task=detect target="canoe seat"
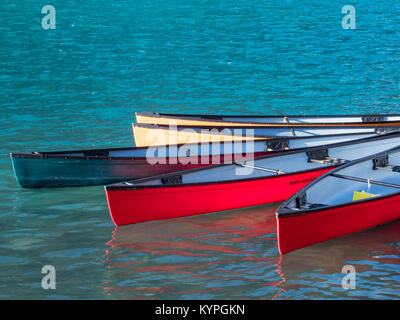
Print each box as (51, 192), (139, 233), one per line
(306, 149), (347, 165)
(265, 138), (289, 151)
(161, 175), (183, 185)
(372, 155), (400, 172)
(295, 193), (326, 209)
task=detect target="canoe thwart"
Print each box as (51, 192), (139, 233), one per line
(330, 173), (400, 189)
(236, 161), (285, 175)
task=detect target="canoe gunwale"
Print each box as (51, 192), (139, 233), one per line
(10, 152), (151, 161)
(133, 123), (400, 129)
(9, 151), (271, 162)
(132, 123), (387, 138)
(135, 112), (400, 127)
(9, 139), (273, 161)
(105, 165), (340, 191)
(136, 111), (400, 119)
(10, 131), (379, 161)
(277, 145), (400, 218)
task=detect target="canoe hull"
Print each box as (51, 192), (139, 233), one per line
(105, 167), (333, 226)
(10, 153), (269, 188)
(277, 194), (400, 255)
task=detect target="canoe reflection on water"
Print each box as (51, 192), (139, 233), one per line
(102, 204), (283, 299)
(277, 219), (400, 299)
(102, 203), (399, 299)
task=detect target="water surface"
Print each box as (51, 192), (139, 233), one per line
(0, 0), (399, 299)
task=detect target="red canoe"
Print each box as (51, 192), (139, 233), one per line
(277, 147), (400, 255)
(105, 132), (400, 226)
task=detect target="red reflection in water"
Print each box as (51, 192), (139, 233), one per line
(103, 202), (399, 299)
(273, 220), (400, 299)
(105, 204), (279, 256)
(102, 203), (284, 298)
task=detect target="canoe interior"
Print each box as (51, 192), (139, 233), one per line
(134, 123), (388, 137)
(284, 151), (400, 210)
(136, 112), (400, 124)
(116, 133), (400, 188)
(132, 123), (393, 147)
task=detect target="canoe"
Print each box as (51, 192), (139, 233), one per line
(10, 132), (371, 188)
(136, 112), (400, 127)
(105, 132), (400, 226)
(10, 143), (259, 188)
(277, 147), (400, 255)
(132, 123), (393, 147)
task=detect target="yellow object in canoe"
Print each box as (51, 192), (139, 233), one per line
(352, 190), (380, 201)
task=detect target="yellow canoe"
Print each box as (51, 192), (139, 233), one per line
(132, 123), (383, 147)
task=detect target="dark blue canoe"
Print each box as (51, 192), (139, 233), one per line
(10, 132), (378, 188)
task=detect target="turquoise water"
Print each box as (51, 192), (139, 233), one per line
(1, 1), (399, 299)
